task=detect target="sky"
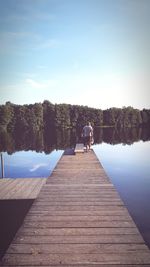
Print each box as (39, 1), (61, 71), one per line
(0, 0), (150, 109)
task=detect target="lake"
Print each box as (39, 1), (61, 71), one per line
(94, 140), (150, 248)
(0, 127), (150, 257)
(1, 150), (64, 178)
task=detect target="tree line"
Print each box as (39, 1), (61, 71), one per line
(0, 101), (150, 134)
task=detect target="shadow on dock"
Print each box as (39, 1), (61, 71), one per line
(0, 199), (34, 260)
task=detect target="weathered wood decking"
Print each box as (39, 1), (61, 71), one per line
(1, 149), (150, 266)
(74, 143), (84, 153)
(0, 178), (46, 199)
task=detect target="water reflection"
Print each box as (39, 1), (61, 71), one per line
(94, 141), (150, 248)
(1, 150), (63, 178)
(0, 127), (150, 154)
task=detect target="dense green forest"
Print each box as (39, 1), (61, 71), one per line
(0, 101), (150, 134)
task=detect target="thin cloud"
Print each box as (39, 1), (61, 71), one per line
(35, 39), (59, 50)
(13, 12), (55, 21)
(0, 14), (29, 23)
(0, 0), (55, 23)
(0, 31), (58, 54)
(1, 31), (41, 42)
(37, 65), (47, 69)
(34, 12), (55, 21)
(0, 31), (41, 53)
(17, 72), (37, 78)
(0, 12), (55, 24)
(26, 78), (57, 89)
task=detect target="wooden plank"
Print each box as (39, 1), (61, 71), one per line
(27, 210), (130, 216)
(37, 192), (120, 197)
(32, 201), (123, 206)
(0, 179), (19, 197)
(23, 220), (136, 228)
(1, 266), (149, 267)
(56, 170), (108, 174)
(74, 143), (84, 153)
(0, 178), (14, 192)
(3, 179), (36, 199)
(16, 227), (140, 236)
(29, 179), (46, 199)
(10, 234), (145, 244)
(41, 184), (114, 188)
(46, 181), (111, 185)
(38, 190), (119, 194)
(28, 205), (127, 212)
(0, 178), (47, 199)
(3, 252), (150, 265)
(36, 197), (122, 201)
(7, 243), (149, 254)
(21, 179), (46, 199)
(37, 194), (120, 198)
(25, 214), (134, 222)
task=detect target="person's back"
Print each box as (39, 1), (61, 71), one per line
(82, 125), (93, 137)
(82, 122), (93, 151)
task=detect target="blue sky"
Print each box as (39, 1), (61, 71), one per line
(0, 0), (150, 109)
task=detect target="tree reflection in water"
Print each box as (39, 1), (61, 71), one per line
(0, 127), (150, 154)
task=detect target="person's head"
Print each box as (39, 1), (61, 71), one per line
(88, 122), (91, 126)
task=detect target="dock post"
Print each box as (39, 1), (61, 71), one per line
(0, 153), (4, 178)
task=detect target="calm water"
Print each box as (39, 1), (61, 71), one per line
(0, 150), (63, 178)
(0, 127), (150, 252)
(93, 141), (150, 248)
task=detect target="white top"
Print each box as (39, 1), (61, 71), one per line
(82, 125), (93, 137)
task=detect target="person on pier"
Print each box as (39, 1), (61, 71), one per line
(82, 122), (93, 152)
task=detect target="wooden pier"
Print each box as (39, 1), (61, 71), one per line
(1, 148), (150, 266)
